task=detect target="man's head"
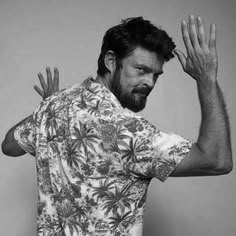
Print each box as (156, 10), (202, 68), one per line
(97, 17), (176, 112)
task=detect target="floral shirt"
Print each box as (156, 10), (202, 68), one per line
(14, 77), (193, 236)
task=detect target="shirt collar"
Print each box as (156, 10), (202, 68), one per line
(82, 77), (123, 111)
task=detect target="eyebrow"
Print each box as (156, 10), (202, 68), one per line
(135, 64), (163, 75)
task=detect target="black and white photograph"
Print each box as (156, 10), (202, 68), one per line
(0, 1), (235, 236)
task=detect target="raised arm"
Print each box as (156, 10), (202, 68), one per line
(1, 67), (59, 157)
(171, 15), (233, 176)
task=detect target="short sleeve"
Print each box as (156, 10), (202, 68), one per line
(150, 130), (193, 182)
(14, 115), (36, 156)
(125, 117), (193, 182)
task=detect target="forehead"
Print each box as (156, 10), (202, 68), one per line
(125, 47), (164, 72)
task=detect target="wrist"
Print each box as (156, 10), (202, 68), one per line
(196, 75), (217, 89)
(196, 78), (218, 105)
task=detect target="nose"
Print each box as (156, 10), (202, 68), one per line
(143, 73), (155, 89)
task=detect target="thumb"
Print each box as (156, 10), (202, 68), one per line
(174, 49), (186, 71)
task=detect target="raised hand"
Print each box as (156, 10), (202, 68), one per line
(174, 15), (218, 84)
(34, 67), (59, 100)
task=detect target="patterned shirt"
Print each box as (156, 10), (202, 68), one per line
(14, 77), (193, 236)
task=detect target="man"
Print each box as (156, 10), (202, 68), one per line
(1, 15), (232, 236)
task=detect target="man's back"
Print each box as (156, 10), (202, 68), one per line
(14, 77), (192, 236)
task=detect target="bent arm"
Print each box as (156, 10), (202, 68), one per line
(171, 80), (232, 177)
(172, 15), (232, 176)
(1, 116), (31, 157)
(2, 67), (59, 157)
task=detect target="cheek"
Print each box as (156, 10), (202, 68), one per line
(120, 71), (139, 88)
(119, 71), (129, 89)
(120, 78), (134, 93)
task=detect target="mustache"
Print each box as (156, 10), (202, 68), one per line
(133, 86), (152, 96)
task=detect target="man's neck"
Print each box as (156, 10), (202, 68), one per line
(95, 74), (111, 91)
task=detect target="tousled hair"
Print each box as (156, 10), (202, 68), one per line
(97, 17), (176, 76)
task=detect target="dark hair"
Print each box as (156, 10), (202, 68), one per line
(97, 17), (176, 76)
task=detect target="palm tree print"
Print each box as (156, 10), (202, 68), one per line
(121, 137), (149, 163)
(109, 211), (134, 233)
(102, 182), (135, 216)
(55, 201), (89, 236)
(74, 93), (87, 109)
(92, 179), (116, 200)
(44, 102), (65, 137)
(71, 121), (99, 157)
(15, 77), (193, 236)
(87, 100), (101, 116)
(74, 89), (96, 109)
(63, 140), (85, 169)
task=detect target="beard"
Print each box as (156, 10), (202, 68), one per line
(110, 67), (151, 112)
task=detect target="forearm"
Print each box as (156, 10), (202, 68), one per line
(196, 78), (232, 171)
(1, 115), (32, 157)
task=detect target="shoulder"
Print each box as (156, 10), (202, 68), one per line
(32, 83), (83, 122)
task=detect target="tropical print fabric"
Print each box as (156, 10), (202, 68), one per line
(14, 77), (193, 236)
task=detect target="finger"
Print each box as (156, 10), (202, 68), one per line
(188, 14), (200, 49)
(38, 73), (47, 92)
(53, 67), (59, 91)
(46, 67), (53, 90)
(196, 16), (207, 47)
(33, 85), (44, 97)
(209, 23), (216, 50)
(174, 49), (187, 71)
(181, 20), (193, 55)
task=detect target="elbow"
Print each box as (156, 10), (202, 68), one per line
(221, 160), (233, 175)
(2, 139), (8, 155)
(1, 139), (23, 157)
(213, 153), (233, 175)
(221, 150), (233, 174)
(216, 164), (233, 175)
(1, 139), (12, 156)
(1, 128), (26, 157)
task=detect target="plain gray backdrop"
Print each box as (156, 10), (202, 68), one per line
(0, 0), (235, 236)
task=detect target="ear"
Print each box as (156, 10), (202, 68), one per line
(104, 50), (117, 74)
